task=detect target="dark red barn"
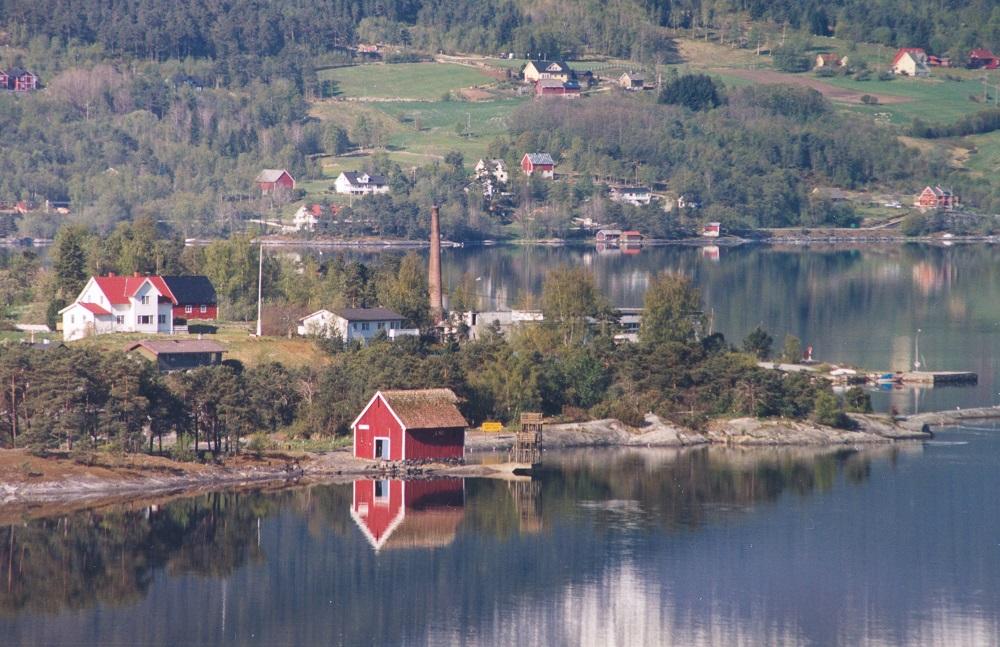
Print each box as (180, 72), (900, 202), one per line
(352, 389), (467, 461)
(254, 168), (296, 194)
(349, 478), (465, 551)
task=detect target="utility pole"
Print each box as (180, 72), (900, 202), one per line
(256, 241), (264, 337)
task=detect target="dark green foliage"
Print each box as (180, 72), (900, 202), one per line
(742, 327), (773, 360)
(51, 225), (91, 300)
(774, 48), (813, 73)
(658, 74), (722, 112)
(910, 109), (1000, 139)
(812, 390), (853, 429)
(845, 386), (873, 413)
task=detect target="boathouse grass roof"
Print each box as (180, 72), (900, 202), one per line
(379, 389), (468, 429)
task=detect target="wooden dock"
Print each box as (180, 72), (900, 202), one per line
(900, 371), (978, 385)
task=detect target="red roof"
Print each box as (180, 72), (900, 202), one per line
(93, 275), (176, 305)
(970, 49), (997, 60)
(622, 230), (642, 236)
(78, 302), (112, 316)
(892, 48), (926, 66)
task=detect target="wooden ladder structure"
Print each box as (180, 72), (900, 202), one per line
(509, 412), (543, 467)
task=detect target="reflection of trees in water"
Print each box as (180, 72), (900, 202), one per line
(536, 446), (877, 532)
(0, 490), (279, 614)
(0, 445), (896, 643)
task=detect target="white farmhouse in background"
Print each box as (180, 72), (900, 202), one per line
(297, 307), (418, 342)
(334, 171), (390, 196)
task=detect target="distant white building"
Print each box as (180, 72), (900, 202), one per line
(474, 159), (509, 198)
(334, 171), (390, 196)
(293, 203), (339, 232)
(609, 186), (652, 206)
(474, 159), (509, 184)
(297, 307), (418, 342)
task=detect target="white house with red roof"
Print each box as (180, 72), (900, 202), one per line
(891, 48), (929, 76)
(59, 273), (217, 341)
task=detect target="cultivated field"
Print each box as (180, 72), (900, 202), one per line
(319, 62), (496, 100)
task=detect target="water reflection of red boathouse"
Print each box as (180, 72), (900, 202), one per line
(349, 478), (465, 551)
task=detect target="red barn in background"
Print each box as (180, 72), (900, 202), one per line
(254, 169), (296, 194)
(352, 389), (467, 461)
(349, 478), (465, 551)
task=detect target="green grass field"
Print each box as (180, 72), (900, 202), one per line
(304, 64), (531, 206)
(824, 75), (989, 124)
(319, 62), (495, 100)
(961, 132), (1000, 177)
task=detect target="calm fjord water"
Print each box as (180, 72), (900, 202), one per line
(5, 242), (1000, 645)
(3, 437), (1000, 645)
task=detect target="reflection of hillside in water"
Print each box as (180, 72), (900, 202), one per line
(0, 444), (888, 620)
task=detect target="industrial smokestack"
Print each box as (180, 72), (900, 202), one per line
(429, 204), (443, 323)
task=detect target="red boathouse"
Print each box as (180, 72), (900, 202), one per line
(352, 389), (468, 461)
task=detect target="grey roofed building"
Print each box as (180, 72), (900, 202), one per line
(340, 171), (388, 187)
(125, 339), (227, 372)
(524, 153), (555, 166)
(161, 276), (217, 306)
(254, 169), (289, 183)
(332, 307), (406, 321)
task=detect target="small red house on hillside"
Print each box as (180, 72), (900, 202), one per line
(0, 70), (7, 90)
(969, 49), (1000, 69)
(521, 153), (555, 178)
(255, 169), (296, 194)
(7, 69), (38, 92)
(352, 389), (468, 461)
(349, 478), (465, 551)
(916, 185), (959, 210)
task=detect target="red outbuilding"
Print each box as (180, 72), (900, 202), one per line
(254, 168), (296, 194)
(969, 49), (1000, 70)
(349, 478), (465, 551)
(521, 153), (555, 178)
(0, 70), (7, 90)
(352, 389), (468, 461)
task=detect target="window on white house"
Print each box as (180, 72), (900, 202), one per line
(361, 322), (369, 331)
(70, 314), (75, 324)
(158, 314), (166, 324)
(353, 323), (358, 330)
(185, 305), (192, 314)
(140, 295), (150, 305)
(138, 315), (151, 325)
(200, 305), (207, 314)
(377, 322), (384, 330)
(115, 315), (124, 325)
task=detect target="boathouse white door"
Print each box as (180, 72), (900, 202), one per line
(374, 437), (390, 460)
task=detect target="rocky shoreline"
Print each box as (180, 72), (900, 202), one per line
(465, 412), (932, 452)
(1, 407), (996, 509)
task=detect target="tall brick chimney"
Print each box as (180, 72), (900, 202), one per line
(428, 204), (443, 323)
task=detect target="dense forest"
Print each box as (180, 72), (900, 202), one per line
(1, 0), (997, 62)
